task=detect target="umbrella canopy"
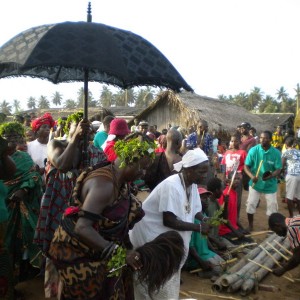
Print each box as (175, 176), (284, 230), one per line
(0, 21), (193, 92)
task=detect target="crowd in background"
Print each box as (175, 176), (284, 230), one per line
(1, 110), (300, 299)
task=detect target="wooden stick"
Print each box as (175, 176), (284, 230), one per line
(252, 160), (263, 187)
(258, 284), (281, 292)
(179, 290), (192, 297)
(231, 230), (271, 240)
(220, 257), (238, 265)
(258, 244), (293, 279)
(259, 245), (282, 267)
(189, 267), (202, 274)
(266, 242), (289, 261)
(228, 243), (257, 253)
(226, 171), (237, 195)
(247, 259), (294, 282)
(274, 239), (293, 256)
(259, 245), (293, 278)
(48, 127), (53, 143)
(188, 291), (242, 300)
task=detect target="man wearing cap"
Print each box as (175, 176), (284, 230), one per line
(239, 122), (256, 152)
(130, 148), (209, 299)
(244, 131), (282, 231)
(103, 118), (130, 162)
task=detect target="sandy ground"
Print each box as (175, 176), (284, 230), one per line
(16, 190), (300, 300)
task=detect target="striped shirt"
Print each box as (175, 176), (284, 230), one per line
(286, 216), (300, 249)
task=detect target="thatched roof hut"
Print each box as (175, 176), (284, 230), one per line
(129, 90), (266, 134)
(254, 113), (294, 132)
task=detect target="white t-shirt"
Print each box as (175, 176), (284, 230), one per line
(129, 174), (202, 260)
(27, 139), (48, 168)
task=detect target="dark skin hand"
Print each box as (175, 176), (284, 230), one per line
(244, 164), (281, 183)
(163, 211), (210, 235)
(273, 246), (300, 276)
(189, 247), (212, 271)
(47, 120), (91, 172)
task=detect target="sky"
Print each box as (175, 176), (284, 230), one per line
(1, 0), (300, 111)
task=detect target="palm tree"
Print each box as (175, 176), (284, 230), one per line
(52, 91), (63, 107)
(0, 100), (12, 115)
(135, 87), (155, 107)
(294, 83), (300, 115)
(276, 86), (289, 112)
(27, 96), (37, 109)
(64, 99), (77, 109)
(249, 87), (264, 111)
(114, 89), (126, 106)
(233, 92), (248, 109)
(99, 86), (114, 107)
(76, 87), (95, 108)
(38, 95), (50, 109)
(13, 99), (21, 113)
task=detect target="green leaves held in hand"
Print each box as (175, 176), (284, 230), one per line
(207, 208), (227, 226)
(107, 246), (126, 278)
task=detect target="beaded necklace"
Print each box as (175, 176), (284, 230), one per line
(179, 173), (192, 214)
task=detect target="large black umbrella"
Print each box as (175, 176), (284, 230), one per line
(0, 4), (193, 164)
(0, 6), (193, 121)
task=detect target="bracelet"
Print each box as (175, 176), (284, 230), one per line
(199, 223), (202, 234)
(101, 242), (117, 260)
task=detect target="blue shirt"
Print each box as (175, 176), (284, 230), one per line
(186, 132), (197, 149)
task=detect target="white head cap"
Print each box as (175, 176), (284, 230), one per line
(173, 148), (208, 172)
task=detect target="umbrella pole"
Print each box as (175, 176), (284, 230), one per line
(83, 70), (89, 167)
(82, 2), (92, 168)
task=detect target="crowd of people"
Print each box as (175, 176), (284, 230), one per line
(1, 111), (300, 300)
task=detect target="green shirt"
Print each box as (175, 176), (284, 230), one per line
(0, 181), (8, 223)
(185, 217), (216, 269)
(93, 131), (108, 150)
(245, 144), (282, 193)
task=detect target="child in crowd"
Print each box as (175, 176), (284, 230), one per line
(221, 134), (247, 219)
(218, 174), (252, 245)
(184, 187), (224, 278)
(206, 178), (234, 250)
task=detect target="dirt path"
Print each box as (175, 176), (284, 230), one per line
(16, 190), (300, 299)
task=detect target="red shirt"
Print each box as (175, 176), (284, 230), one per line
(218, 186), (238, 236)
(240, 136), (256, 152)
(104, 140), (117, 162)
(221, 149), (247, 178)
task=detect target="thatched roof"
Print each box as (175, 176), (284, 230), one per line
(24, 106), (143, 121)
(254, 113), (294, 130)
(131, 90), (267, 132)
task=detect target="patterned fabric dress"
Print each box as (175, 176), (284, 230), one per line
(34, 145), (107, 254)
(48, 164), (144, 300)
(4, 151), (43, 278)
(0, 182), (14, 300)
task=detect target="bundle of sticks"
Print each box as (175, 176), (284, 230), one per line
(212, 233), (293, 296)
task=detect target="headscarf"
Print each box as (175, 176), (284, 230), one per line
(31, 113), (55, 132)
(173, 148), (208, 172)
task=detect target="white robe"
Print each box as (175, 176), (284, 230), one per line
(129, 174), (202, 300)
